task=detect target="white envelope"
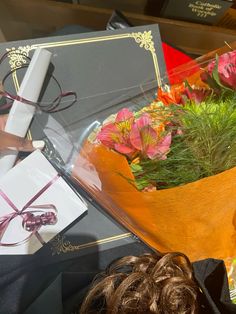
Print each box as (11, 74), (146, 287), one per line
(0, 150), (87, 254)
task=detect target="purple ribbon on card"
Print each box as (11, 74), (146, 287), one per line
(0, 174), (60, 247)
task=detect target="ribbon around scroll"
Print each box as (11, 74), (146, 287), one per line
(0, 174), (60, 247)
(0, 50), (77, 113)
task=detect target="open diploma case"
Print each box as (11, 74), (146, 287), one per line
(2, 24), (236, 266)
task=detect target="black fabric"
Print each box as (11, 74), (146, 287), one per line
(106, 10), (133, 30)
(2, 236), (234, 314)
(0, 253), (231, 314)
(193, 259), (236, 313)
(0, 241), (151, 314)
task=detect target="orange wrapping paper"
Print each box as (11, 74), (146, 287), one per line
(72, 42), (236, 262)
(73, 142), (236, 262)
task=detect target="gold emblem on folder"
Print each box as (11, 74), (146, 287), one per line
(51, 233), (132, 255)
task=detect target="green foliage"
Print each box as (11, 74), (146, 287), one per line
(131, 97), (236, 190)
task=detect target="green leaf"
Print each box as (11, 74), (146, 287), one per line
(130, 163), (143, 172)
(184, 79), (193, 91)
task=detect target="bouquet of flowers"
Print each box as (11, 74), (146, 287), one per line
(71, 42), (236, 267)
(95, 51), (236, 191)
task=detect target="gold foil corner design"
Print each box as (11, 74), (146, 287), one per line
(131, 31), (155, 54)
(6, 45), (33, 71)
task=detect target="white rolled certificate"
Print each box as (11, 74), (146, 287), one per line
(0, 47), (52, 177)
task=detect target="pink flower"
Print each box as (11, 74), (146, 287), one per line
(202, 51), (236, 90)
(97, 109), (172, 161)
(96, 108), (137, 157)
(129, 113), (171, 160)
(116, 107), (133, 122)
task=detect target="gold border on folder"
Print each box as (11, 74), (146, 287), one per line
(7, 30), (161, 89)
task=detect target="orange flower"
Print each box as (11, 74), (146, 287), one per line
(138, 102), (171, 132)
(157, 84), (185, 105)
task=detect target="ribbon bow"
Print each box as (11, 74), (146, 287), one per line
(0, 174), (59, 247)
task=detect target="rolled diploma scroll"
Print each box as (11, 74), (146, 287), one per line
(0, 47), (52, 176)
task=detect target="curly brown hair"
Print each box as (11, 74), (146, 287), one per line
(80, 252), (199, 313)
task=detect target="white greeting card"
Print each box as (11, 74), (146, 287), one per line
(0, 150), (87, 254)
